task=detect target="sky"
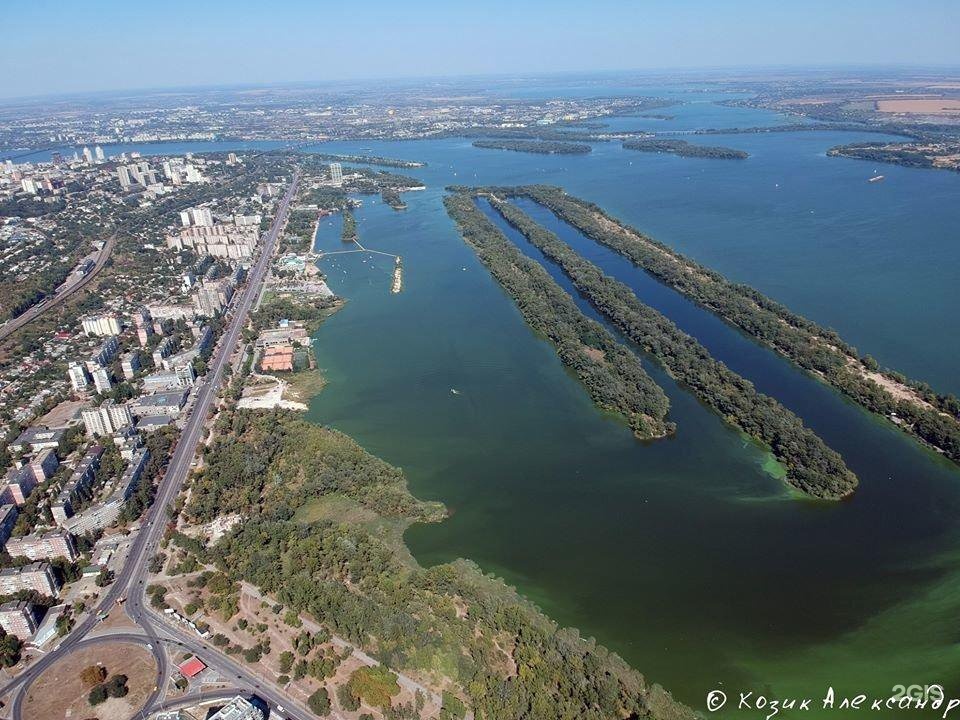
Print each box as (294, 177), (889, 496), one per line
(2, 0), (959, 99)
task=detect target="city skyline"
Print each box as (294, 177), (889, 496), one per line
(2, 0), (959, 99)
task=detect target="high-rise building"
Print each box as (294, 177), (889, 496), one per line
(81, 314), (121, 337)
(117, 165), (132, 189)
(120, 351), (141, 379)
(0, 505), (18, 546)
(0, 562), (60, 597)
(20, 178), (39, 195)
(329, 162), (343, 186)
(91, 367), (113, 395)
(94, 145), (105, 162)
(2, 464), (39, 505)
(0, 601), (37, 640)
(184, 165), (204, 183)
(86, 335), (120, 372)
(180, 206), (213, 227)
(81, 400), (132, 436)
(68, 361), (90, 392)
(29, 449), (59, 482)
(80, 406), (111, 436)
(4, 530), (78, 563)
(82, 147), (94, 164)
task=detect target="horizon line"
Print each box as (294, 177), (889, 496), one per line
(3, 62), (960, 106)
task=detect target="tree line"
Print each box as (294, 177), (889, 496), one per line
(503, 185), (960, 468)
(444, 193), (671, 439)
(476, 190), (857, 499)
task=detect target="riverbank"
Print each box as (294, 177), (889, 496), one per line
(177, 397), (694, 719)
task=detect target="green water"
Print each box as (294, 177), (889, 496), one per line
(302, 104), (960, 717)
(30, 96), (960, 716)
(301, 98), (960, 717)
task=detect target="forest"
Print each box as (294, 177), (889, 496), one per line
(179, 408), (694, 720)
(498, 185), (960, 467)
(444, 193), (671, 439)
(472, 140), (592, 155)
(473, 190), (857, 499)
(621, 139), (748, 159)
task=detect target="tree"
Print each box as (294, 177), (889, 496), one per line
(88, 685), (108, 706)
(95, 569), (114, 587)
(440, 691), (466, 720)
(106, 673), (129, 698)
(80, 664), (107, 687)
(278, 650), (294, 674)
(337, 683), (360, 712)
(307, 687), (331, 716)
(0, 631), (22, 668)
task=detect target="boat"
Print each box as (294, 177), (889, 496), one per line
(868, 175), (885, 183)
(450, 388), (461, 395)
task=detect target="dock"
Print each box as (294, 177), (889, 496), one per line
(317, 240), (404, 294)
(391, 257), (403, 293)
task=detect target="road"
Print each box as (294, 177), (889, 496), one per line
(0, 235), (116, 343)
(1, 172), (308, 720)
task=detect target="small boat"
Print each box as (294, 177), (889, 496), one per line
(450, 388), (461, 395)
(868, 175), (885, 183)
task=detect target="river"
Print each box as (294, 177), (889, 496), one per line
(12, 92), (960, 715)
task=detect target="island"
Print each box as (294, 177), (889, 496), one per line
(472, 139), (593, 155)
(622, 139), (749, 159)
(306, 152), (426, 168)
(827, 141), (960, 172)
(500, 185), (960, 470)
(460, 189), (856, 500)
(444, 193), (672, 439)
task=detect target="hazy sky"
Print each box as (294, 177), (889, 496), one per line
(3, 0), (959, 98)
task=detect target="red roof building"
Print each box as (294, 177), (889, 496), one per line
(178, 656), (206, 678)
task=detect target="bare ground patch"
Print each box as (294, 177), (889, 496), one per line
(21, 641), (157, 720)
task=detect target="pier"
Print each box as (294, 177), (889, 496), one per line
(317, 238), (404, 293)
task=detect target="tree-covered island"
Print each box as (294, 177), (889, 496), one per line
(622, 139), (748, 159)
